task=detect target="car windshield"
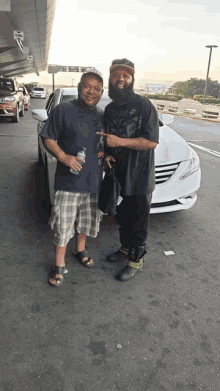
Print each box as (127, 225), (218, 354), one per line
(0, 79), (14, 92)
(102, 90), (110, 98)
(62, 95), (77, 102)
(34, 88), (44, 91)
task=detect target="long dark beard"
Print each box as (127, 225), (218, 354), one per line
(108, 79), (134, 104)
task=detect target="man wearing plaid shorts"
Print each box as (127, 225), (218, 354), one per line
(39, 69), (104, 286)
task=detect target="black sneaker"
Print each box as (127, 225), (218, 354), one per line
(117, 258), (144, 282)
(106, 246), (128, 262)
(117, 265), (140, 282)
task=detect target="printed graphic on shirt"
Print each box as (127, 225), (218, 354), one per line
(106, 105), (144, 138)
(104, 93), (159, 196)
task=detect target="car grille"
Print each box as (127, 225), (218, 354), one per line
(155, 163), (179, 184)
(151, 200), (181, 208)
(0, 109), (13, 114)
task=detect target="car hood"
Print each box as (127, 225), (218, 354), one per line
(0, 90), (16, 98)
(155, 124), (191, 165)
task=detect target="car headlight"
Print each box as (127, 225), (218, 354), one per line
(180, 149), (200, 180)
(5, 96), (16, 102)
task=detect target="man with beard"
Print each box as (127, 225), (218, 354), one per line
(98, 59), (159, 282)
(39, 69), (104, 286)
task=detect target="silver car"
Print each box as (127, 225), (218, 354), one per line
(32, 88), (201, 213)
(32, 88), (78, 204)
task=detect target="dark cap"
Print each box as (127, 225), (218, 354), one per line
(110, 58), (135, 76)
(81, 68), (103, 85)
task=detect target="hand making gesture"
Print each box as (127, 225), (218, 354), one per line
(97, 132), (123, 148)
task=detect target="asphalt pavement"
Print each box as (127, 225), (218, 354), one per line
(0, 99), (220, 391)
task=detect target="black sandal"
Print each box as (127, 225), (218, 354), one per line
(74, 250), (95, 268)
(48, 265), (64, 287)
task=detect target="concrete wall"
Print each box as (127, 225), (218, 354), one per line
(149, 98), (220, 121)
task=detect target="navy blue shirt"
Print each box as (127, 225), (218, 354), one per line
(104, 92), (159, 196)
(39, 99), (104, 193)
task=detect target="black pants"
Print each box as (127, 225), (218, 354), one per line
(115, 193), (152, 248)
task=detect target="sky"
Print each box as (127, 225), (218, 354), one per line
(21, 0), (220, 88)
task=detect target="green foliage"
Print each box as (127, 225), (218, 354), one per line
(174, 78), (220, 99)
(144, 94), (182, 102)
(197, 97), (220, 104)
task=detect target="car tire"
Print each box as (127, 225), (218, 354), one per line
(20, 103), (25, 117)
(38, 140), (44, 167)
(11, 106), (19, 123)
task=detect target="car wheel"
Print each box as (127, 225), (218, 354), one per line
(20, 103), (25, 117)
(38, 140), (44, 167)
(11, 106), (19, 122)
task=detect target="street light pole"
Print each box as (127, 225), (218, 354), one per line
(203, 45), (218, 105)
(52, 73), (55, 91)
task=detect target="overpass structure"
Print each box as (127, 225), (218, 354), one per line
(0, 0), (56, 78)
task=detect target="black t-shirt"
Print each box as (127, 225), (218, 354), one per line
(39, 99), (104, 193)
(104, 92), (159, 196)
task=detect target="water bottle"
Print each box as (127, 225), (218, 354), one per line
(70, 147), (87, 175)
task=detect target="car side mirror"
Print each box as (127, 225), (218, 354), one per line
(158, 114), (174, 125)
(32, 109), (48, 122)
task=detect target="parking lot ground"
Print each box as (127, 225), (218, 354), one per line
(1, 106), (220, 391)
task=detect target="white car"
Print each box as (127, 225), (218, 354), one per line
(18, 86), (31, 110)
(32, 89), (201, 213)
(152, 113), (201, 213)
(31, 86), (47, 99)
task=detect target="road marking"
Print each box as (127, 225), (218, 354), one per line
(188, 142), (220, 158)
(188, 140), (218, 142)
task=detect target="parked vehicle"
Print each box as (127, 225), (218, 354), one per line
(31, 86), (47, 99)
(18, 86), (31, 110)
(32, 88), (78, 203)
(32, 88), (201, 213)
(24, 83), (38, 94)
(0, 77), (24, 122)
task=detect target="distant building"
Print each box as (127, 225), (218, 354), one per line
(145, 83), (170, 94)
(166, 81), (184, 95)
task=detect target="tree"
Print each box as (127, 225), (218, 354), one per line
(174, 78), (220, 99)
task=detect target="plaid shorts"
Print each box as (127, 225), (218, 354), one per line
(49, 191), (103, 247)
